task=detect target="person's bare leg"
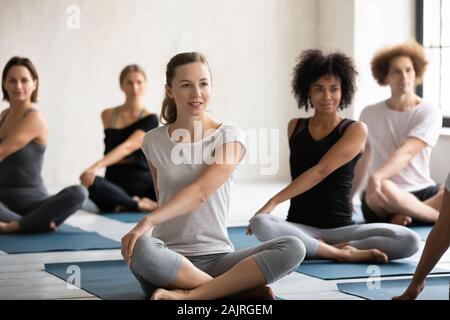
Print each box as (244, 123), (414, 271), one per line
(380, 180), (440, 223)
(151, 256), (267, 300)
(316, 240), (388, 263)
(366, 180), (440, 223)
(0, 220), (57, 234)
(424, 187), (444, 211)
(365, 194), (412, 225)
(0, 221), (20, 233)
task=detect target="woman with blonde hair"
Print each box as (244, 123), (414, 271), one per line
(80, 64), (158, 213)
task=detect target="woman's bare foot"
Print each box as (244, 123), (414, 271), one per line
(229, 285), (275, 300)
(390, 214), (412, 226)
(135, 197), (158, 212)
(338, 245), (388, 263)
(0, 221), (20, 233)
(151, 288), (190, 300)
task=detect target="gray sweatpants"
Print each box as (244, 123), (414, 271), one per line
(0, 185), (87, 232)
(249, 214), (420, 260)
(130, 234), (305, 297)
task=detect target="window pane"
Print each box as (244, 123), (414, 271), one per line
(423, 0), (442, 46)
(442, 0), (450, 46)
(441, 48), (450, 116)
(423, 48), (441, 110)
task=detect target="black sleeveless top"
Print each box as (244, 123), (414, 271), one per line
(287, 118), (361, 229)
(104, 112), (158, 172)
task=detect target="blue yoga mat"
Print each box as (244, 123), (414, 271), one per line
(45, 260), (145, 300)
(409, 225), (433, 241)
(296, 259), (450, 280)
(101, 212), (147, 223)
(338, 275), (450, 300)
(227, 226), (261, 250)
(45, 259), (283, 300)
(0, 224), (120, 254)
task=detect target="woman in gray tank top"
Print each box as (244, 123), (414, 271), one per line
(0, 56), (87, 233)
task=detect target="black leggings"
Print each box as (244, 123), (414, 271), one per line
(88, 165), (156, 212)
(0, 185), (88, 232)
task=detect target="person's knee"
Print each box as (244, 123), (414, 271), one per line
(130, 235), (178, 287)
(130, 234), (157, 271)
(66, 185), (88, 205)
(404, 231), (421, 258)
(397, 230), (421, 259)
(380, 180), (403, 207)
(282, 236), (306, 269)
(249, 214), (273, 239)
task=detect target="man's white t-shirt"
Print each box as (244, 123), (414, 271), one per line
(141, 124), (246, 256)
(360, 100), (442, 192)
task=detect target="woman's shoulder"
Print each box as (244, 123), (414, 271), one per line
(22, 108), (46, 123)
(144, 125), (167, 140)
(101, 107), (119, 126)
(141, 109), (157, 117)
(218, 124), (245, 136)
(344, 119), (367, 133)
(216, 124), (247, 147)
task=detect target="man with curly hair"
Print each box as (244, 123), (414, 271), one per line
(355, 41), (443, 226)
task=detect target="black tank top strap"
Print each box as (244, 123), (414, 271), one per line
(0, 109), (10, 128)
(336, 118), (356, 135)
(290, 118), (308, 140)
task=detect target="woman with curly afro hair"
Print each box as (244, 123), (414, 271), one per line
(247, 49), (421, 263)
(356, 41), (443, 227)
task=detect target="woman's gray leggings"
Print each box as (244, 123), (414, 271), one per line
(249, 214), (421, 260)
(0, 185), (87, 232)
(130, 234), (306, 297)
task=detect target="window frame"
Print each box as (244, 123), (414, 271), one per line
(416, 0), (450, 127)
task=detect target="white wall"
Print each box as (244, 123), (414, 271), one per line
(1, 0), (448, 187)
(353, 0), (416, 119)
(0, 0), (316, 186)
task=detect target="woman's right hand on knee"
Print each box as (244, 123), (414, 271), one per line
(121, 217), (153, 265)
(79, 166), (97, 187)
(246, 200), (275, 235)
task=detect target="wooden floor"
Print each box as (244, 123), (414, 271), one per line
(1, 183), (450, 300)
